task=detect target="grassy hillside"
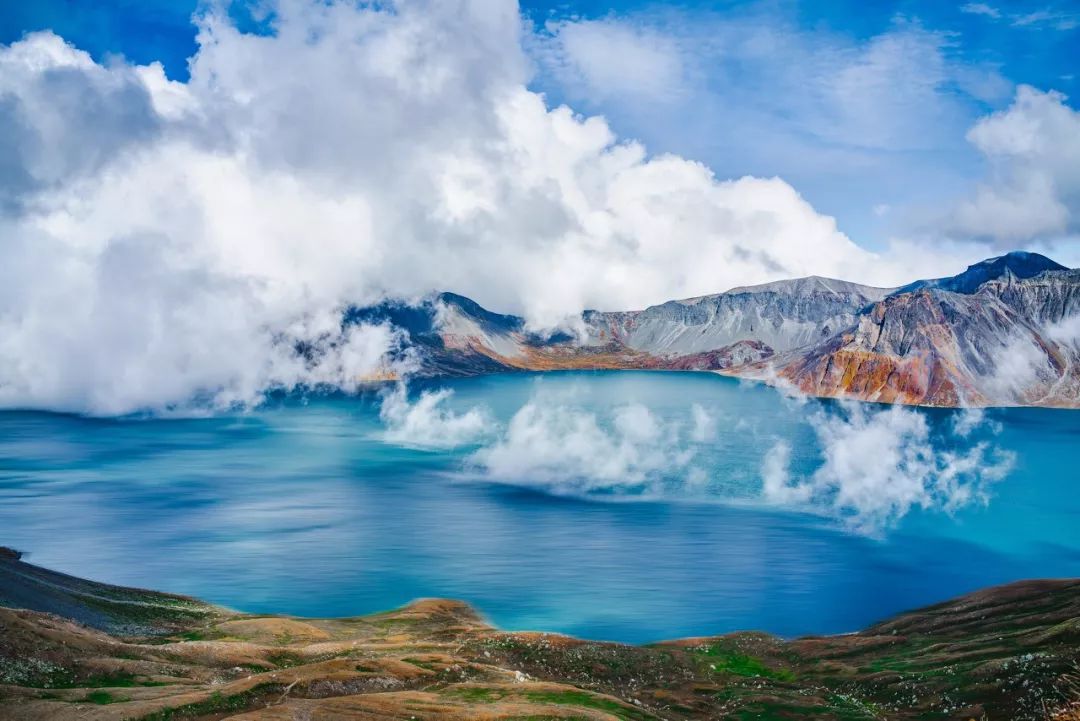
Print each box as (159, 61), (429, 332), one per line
(1, 548), (1078, 720)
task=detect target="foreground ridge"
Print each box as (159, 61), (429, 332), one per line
(355, 251), (1080, 408)
(1, 548), (1078, 720)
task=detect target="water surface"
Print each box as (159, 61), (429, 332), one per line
(1, 371), (1077, 643)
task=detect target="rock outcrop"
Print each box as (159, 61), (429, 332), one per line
(774, 267), (1080, 406)
(582, 276), (893, 356)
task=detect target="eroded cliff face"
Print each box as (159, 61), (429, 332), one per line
(582, 277), (893, 356)
(776, 270), (1080, 407)
(349, 253), (1080, 408)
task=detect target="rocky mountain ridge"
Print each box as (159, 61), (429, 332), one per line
(355, 251), (1080, 407)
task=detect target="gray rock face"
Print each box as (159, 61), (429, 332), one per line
(982, 268), (1080, 325)
(345, 253), (1080, 408)
(583, 277), (894, 356)
(777, 268), (1080, 406)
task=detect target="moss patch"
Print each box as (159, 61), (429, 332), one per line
(135, 684), (279, 720)
(83, 690), (127, 705)
(520, 689), (656, 720)
(692, 645), (796, 681)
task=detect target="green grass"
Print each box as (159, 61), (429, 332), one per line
(504, 716), (592, 720)
(74, 591), (211, 628)
(83, 671), (139, 688)
(83, 690), (126, 704)
(444, 686), (505, 702)
(266, 651), (304, 668)
(176, 630), (210, 642)
(520, 689), (656, 720)
(135, 684), (279, 720)
(692, 645), (796, 681)
(2, 667), (172, 690)
(710, 693), (879, 720)
(402, 657), (442, 671)
(441, 687), (655, 721)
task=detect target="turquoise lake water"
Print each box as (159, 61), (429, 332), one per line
(1, 371), (1078, 643)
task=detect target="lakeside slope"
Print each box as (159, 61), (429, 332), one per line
(1, 548), (1078, 720)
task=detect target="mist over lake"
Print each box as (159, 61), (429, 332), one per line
(4, 371), (1076, 644)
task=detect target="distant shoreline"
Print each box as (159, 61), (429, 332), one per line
(1, 547), (1077, 720)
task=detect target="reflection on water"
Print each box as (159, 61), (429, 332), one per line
(1, 371), (1078, 643)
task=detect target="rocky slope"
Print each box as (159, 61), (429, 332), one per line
(582, 276), (893, 357)
(773, 266), (1080, 406)
(353, 251), (1080, 407)
(2, 548), (1079, 721)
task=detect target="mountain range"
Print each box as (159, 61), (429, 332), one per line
(354, 251), (1080, 408)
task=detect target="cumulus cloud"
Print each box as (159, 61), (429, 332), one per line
(468, 400), (702, 495)
(0, 35), (164, 210)
(0, 0), (916, 416)
(377, 379), (712, 493)
(530, 8), (1016, 246)
(951, 86), (1080, 243)
(0, 0), (1065, 417)
(376, 378), (1018, 529)
(379, 383), (493, 449)
(761, 403), (1014, 534)
(534, 19), (687, 104)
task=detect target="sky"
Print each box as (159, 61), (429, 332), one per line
(2, 0), (1078, 245)
(0, 0), (1078, 414)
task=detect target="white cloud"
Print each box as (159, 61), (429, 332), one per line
(761, 403), (1014, 534)
(0, 0), (1064, 417)
(1011, 9), (1080, 30)
(530, 8), (1015, 246)
(958, 3), (1078, 30)
(960, 3), (1002, 19)
(952, 407), (991, 437)
(379, 383), (493, 449)
(1, 0), (925, 416)
(536, 19), (687, 104)
(535, 13), (996, 155)
(468, 400), (699, 494)
(690, 403), (716, 442)
(761, 440), (807, 504)
(375, 379), (1018, 532)
(984, 313), (1080, 404)
(1047, 314), (1080, 345)
(950, 86), (1080, 244)
(377, 380), (716, 494)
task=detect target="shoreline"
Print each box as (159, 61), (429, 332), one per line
(1, 548), (1078, 720)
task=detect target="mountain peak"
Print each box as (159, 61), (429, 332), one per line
(719, 275), (894, 299)
(970, 250), (1066, 274)
(896, 251), (1067, 296)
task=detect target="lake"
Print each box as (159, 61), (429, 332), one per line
(1, 370), (1077, 643)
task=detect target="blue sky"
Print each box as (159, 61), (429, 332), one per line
(3, 0), (1076, 87)
(1, 0), (1077, 249)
